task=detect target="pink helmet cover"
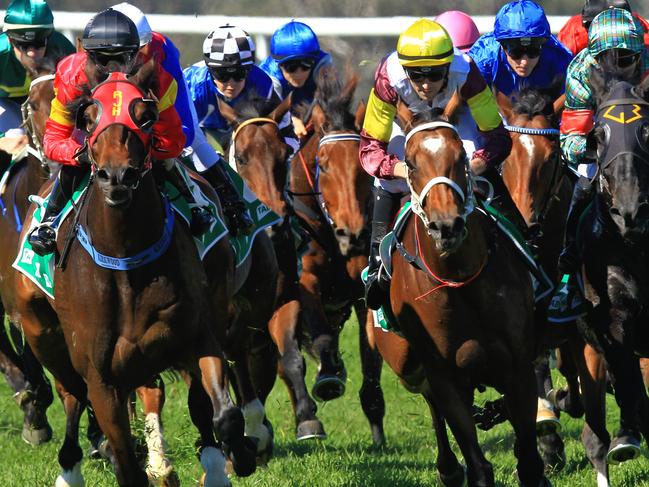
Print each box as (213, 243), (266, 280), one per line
(434, 10), (480, 53)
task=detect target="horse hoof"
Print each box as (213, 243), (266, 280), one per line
(215, 408), (257, 477)
(607, 432), (641, 465)
(296, 419), (327, 441)
(370, 424), (386, 448)
(54, 462), (84, 487)
(256, 417), (274, 466)
(538, 433), (566, 473)
(437, 463), (467, 487)
(21, 423), (52, 445)
(536, 406), (561, 436)
(312, 374), (346, 402)
(147, 465), (179, 487)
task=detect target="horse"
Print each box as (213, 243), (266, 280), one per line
(11, 62), (259, 487)
(499, 87), (612, 482)
(0, 58), (59, 446)
(574, 60), (649, 465)
(298, 68), (386, 446)
(386, 104), (549, 487)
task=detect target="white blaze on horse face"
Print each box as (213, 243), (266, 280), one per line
(422, 136), (444, 156)
(519, 134), (536, 160)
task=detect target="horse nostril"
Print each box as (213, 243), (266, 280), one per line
(335, 228), (346, 236)
(121, 167), (140, 188)
(610, 207), (621, 217)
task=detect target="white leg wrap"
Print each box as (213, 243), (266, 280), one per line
(144, 412), (173, 480)
(54, 462), (84, 487)
(200, 446), (230, 487)
(242, 398), (270, 452)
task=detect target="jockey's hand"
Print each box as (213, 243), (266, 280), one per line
(291, 116), (308, 139)
(0, 134), (28, 156)
(470, 157), (488, 176)
(393, 161), (409, 179)
(73, 143), (91, 166)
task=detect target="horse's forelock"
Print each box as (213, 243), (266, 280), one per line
(512, 88), (553, 118)
(313, 68), (359, 131)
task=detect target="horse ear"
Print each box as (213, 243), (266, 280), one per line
(396, 100), (414, 132)
(589, 63), (608, 106)
(268, 93), (292, 123)
(311, 103), (327, 132)
(637, 73), (649, 101)
(76, 37), (83, 53)
(552, 93), (566, 119)
(494, 88), (513, 122)
(340, 68), (359, 106)
(354, 101), (366, 132)
(217, 97), (240, 128)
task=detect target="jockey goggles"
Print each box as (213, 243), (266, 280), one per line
(501, 38), (545, 60)
(88, 49), (137, 69)
(279, 58), (315, 73)
(10, 37), (47, 50)
(209, 66), (249, 82)
(405, 65), (449, 82)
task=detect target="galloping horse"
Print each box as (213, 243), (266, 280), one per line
(500, 88), (611, 481)
(0, 58), (58, 446)
(387, 105), (549, 487)
(575, 62), (649, 465)
(299, 68), (386, 446)
(12, 62), (257, 486)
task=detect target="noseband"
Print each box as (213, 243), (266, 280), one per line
(404, 121), (475, 232)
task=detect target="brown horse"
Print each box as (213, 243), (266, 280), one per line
(386, 105), (548, 487)
(12, 64), (258, 486)
(499, 88), (612, 482)
(0, 60), (58, 446)
(299, 68), (386, 446)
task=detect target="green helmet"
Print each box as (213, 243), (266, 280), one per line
(3, 0), (54, 43)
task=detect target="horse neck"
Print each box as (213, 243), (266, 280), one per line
(16, 155), (49, 222)
(291, 133), (319, 201)
(84, 175), (166, 257)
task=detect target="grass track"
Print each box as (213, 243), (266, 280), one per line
(1, 313), (648, 486)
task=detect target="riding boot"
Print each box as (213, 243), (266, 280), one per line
(28, 165), (84, 256)
(365, 187), (402, 310)
(201, 159), (254, 237)
(480, 167), (530, 238)
(557, 177), (593, 275)
(163, 159), (214, 236)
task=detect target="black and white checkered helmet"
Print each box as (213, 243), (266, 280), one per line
(203, 25), (255, 68)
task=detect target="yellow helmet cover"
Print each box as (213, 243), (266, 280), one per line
(397, 18), (454, 67)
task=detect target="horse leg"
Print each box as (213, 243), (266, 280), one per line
(551, 344), (586, 418)
(269, 301), (326, 440)
(504, 366), (548, 487)
(135, 377), (179, 487)
(54, 381), (86, 487)
(356, 304), (386, 447)
(570, 339), (610, 486)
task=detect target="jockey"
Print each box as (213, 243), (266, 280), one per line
(184, 25), (282, 154)
(469, 0), (573, 100)
(558, 7), (649, 273)
(360, 18), (514, 309)
(0, 0), (74, 156)
(557, 0), (649, 56)
(258, 20), (332, 138)
(112, 5), (254, 236)
(434, 10), (480, 53)
(29, 9), (191, 255)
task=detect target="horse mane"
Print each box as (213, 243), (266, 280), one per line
(410, 107), (447, 126)
(311, 66), (359, 131)
(511, 88), (554, 119)
(232, 88), (279, 122)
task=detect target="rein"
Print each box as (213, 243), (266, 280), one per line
(21, 74), (57, 166)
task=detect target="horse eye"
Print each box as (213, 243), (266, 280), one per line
(235, 154), (246, 165)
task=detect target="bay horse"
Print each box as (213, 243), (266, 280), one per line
(217, 94), (329, 440)
(299, 68), (386, 446)
(499, 87), (612, 482)
(574, 62), (649, 465)
(12, 63), (258, 486)
(0, 59), (59, 446)
(388, 105), (549, 487)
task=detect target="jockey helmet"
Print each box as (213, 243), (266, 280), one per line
(270, 21), (320, 63)
(111, 2), (153, 47)
(588, 8), (644, 58)
(82, 8), (140, 53)
(434, 10), (480, 53)
(582, 0), (631, 27)
(494, 0), (551, 41)
(396, 18), (454, 67)
(3, 0), (53, 44)
(203, 25), (256, 68)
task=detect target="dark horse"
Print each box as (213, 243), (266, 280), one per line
(575, 61), (649, 465)
(0, 59), (58, 445)
(387, 105), (549, 487)
(12, 63), (257, 486)
(499, 88), (611, 481)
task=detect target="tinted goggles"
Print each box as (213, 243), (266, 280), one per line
(503, 43), (543, 60)
(615, 52), (640, 69)
(12, 37), (47, 50)
(405, 66), (448, 82)
(280, 58), (315, 73)
(89, 50), (136, 68)
(210, 67), (249, 82)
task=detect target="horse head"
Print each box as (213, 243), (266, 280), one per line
(73, 60), (159, 208)
(588, 58), (649, 241)
(219, 93), (291, 216)
(397, 101), (471, 253)
(499, 87), (563, 228)
(309, 67), (370, 256)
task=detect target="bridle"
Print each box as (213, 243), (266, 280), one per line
(20, 73), (56, 167)
(227, 117), (279, 171)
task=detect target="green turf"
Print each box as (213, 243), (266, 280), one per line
(1, 313), (648, 486)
